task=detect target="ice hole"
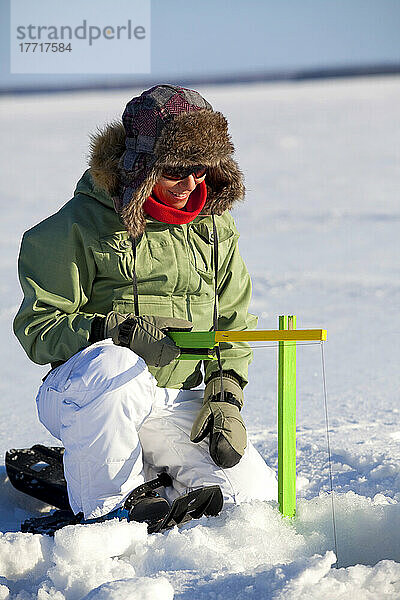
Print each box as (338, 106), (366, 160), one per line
(296, 492), (400, 568)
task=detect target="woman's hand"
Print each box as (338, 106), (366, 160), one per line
(104, 313), (193, 367)
(190, 373), (247, 468)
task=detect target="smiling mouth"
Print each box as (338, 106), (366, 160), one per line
(170, 191), (189, 199)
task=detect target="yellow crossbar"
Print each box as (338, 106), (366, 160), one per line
(215, 329), (327, 342)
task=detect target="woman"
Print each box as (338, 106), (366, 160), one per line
(14, 84), (277, 524)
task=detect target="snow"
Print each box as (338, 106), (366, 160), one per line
(0, 497), (399, 598)
(0, 76), (399, 598)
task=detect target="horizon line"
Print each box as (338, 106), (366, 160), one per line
(1, 62), (399, 96)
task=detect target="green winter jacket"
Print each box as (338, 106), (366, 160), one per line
(14, 170), (257, 389)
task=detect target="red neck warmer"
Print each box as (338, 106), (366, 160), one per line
(143, 180), (207, 224)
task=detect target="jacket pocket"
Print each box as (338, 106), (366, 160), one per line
(98, 232), (150, 281)
(188, 223), (235, 275)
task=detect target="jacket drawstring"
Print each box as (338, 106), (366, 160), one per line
(211, 213), (225, 402)
(130, 237), (140, 317)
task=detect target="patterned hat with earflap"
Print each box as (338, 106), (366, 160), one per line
(91, 84), (245, 238)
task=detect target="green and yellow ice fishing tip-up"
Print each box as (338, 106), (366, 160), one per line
(168, 329), (327, 360)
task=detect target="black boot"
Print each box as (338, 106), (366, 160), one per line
(128, 491), (170, 525)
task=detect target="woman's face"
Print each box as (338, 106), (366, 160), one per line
(153, 175), (200, 209)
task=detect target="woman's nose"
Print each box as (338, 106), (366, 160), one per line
(178, 175), (197, 192)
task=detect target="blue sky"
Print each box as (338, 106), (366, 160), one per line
(1, 0), (399, 89)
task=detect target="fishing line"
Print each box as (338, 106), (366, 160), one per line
(321, 341), (339, 568)
(224, 342), (322, 350)
(223, 338), (340, 567)
(248, 342), (322, 350)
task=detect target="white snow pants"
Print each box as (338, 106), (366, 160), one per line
(36, 340), (277, 519)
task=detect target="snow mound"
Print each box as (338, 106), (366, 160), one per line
(82, 577), (174, 600)
(1, 494), (399, 599)
(0, 585), (10, 600)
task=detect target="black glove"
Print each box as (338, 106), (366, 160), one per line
(191, 373), (246, 468)
(103, 313), (193, 367)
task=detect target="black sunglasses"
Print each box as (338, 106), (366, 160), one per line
(162, 165), (207, 181)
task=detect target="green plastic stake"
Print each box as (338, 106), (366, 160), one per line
(278, 315), (297, 517)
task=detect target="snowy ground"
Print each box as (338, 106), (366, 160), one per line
(0, 76), (399, 599)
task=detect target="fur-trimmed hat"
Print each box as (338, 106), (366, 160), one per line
(89, 84), (245, 238)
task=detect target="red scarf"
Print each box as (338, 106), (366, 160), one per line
(143, 180), (207, 224)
